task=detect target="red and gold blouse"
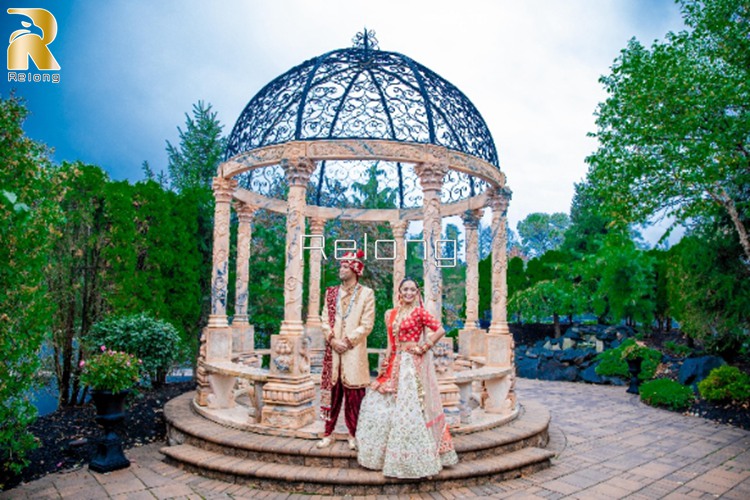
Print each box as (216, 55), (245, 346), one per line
(395, 307), (441, 343)
(376, 306), (442, 388)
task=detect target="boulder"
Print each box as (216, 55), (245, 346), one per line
(580, 365), (604, 384)
(538, 359), (578, 382)
(678, 355), (726, 387)
(516, 356), (540, 379)
(559, 348), (597, 365)
(563, 328), (582, 341)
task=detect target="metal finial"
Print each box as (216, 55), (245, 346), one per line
(352, 29), (379, 51)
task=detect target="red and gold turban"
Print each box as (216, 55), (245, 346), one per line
(340, 250), (365, 276)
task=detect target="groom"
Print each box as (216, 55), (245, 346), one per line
(318, 250), (375, 450)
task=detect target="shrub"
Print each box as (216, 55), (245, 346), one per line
(88, 313), (183, 385)
(640, 379), (695, 410)
(698, 365), (750, 402)
(595, 338), (661, 380)
(664, 340), (692, 357)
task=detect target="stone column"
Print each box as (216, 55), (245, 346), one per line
(207, 176), (238, 328)
(196, 175), (237, 407)
(458, 209), (485, 359)
(414, 162), (448, 319)
(261, 158), (317, 429)
(232, 201), (256, 354)
(415, 162), (459, 426)
(305, 217), (326, 374)
(390, 219), (409, 306)
(488, 188), (511, 337)
(485, 187), (516, 415)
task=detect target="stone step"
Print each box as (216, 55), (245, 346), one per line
(164, 392), (550, 467)
(160, 442), (555, 495)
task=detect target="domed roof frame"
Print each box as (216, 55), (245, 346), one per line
(222, 31), (505, 213)
(225, 31), (499, 167)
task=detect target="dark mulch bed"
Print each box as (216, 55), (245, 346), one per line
(2, 381), (193, 491)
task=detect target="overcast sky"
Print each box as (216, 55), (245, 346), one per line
(2, 0), (685, 238)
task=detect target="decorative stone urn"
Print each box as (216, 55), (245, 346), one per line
(89, 390), (131, 473)
(626, 358), (642, 395)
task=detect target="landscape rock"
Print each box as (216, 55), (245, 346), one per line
(678, 355), (726, 387)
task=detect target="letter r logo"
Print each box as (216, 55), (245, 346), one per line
(7, 8), (60, 70)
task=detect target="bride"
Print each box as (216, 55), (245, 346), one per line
(356, 277), (458, 478)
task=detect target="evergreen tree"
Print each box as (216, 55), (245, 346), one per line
(166, 101), (227, 192)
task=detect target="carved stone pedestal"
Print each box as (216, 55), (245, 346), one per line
(196, 326), (234, 407)
(484, 333), (516, 415)
(260, 378), (316, 428)
(232, 323), (255, 353)
(260, 333), (315, 429)
(458, 326), (486, 358)
(303, 324), (325, 374)
(486, 333), (513, 367)
(434, 337), (461, 427)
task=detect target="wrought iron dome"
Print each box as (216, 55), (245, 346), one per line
(226, 31), (498, 166)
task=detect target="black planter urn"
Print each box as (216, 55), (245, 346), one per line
(89, 389), (130, 473)
(626, 358), (642, 394)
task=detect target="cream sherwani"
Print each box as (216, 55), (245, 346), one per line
(322, 284), (375, 388)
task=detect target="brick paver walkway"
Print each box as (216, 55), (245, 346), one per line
(3, 378), (750, 499)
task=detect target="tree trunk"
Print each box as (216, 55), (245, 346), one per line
(553, 313), (561, 338)
(712, 185), (750, 268)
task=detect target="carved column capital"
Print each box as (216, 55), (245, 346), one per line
(463, 209), (482, 230)
(234, 201), (257, 223)
(488, 187), (512, 216)
(212, 177), (238, 203)
(389, 219), (408, 239)
(309, 217), (326, 235)
(414, 162), (449, 192)
(282, 158), (316, 187)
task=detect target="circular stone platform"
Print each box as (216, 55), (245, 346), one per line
(161, 392), (553, 495)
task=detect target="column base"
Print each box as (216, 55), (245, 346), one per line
(485, 334), (513, 367)
(231, 322), (255, 353)
(261, 379), (316, 429)
(458, 326), (485, 358)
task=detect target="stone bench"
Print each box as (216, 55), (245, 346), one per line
(454, 365), (513, 423)
(201, 360), (269, 422)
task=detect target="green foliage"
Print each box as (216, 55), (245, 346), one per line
(586, 232), (655, 326)
(88, 313), (183, 384)
(166, 101), (226, 192)
(595, 338), (661, 380)
(517, 212), (570, 258)
(667, 228), (750, 355)
(507, 256), (527, 298)
(595, 345), (630, 379)
(45, 162), (109, 407)
(639, 379), (695, 411)
(246, 212), (286, 346)
(509, 280), (573, 326)
(79, 347), (142, 393)
(698, 365), (750, 402)
(585, 0), (750, 264)
(663, 341), (692, 357)
(0, 94), (62, 481)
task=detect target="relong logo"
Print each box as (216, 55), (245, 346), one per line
(7, 8), (60, 71)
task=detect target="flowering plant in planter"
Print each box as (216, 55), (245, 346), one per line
(80, 346), (142, 393)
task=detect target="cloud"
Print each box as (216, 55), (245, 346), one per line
(9, 0), (684, 235)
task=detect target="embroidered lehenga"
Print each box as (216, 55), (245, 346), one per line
(356, 307), (458, 478)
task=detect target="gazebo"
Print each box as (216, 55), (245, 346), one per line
(163, 32), (552, 494)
